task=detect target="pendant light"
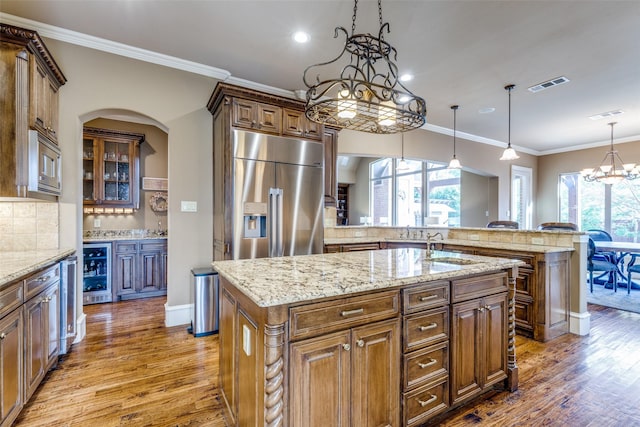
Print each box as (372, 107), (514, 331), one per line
(397, 132), (409, 171)
(302, 0), (426, 134)
(581, 122), (639, 184)
(448, 105), (462, 169)
(500, 84), (520, 161)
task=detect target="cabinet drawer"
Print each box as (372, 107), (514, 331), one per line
(451, 272), (508, 303)
(404, 307), (449, 352)
(140, 241), (166, 252)
(403, 376), (449, 427)
(115, 241), (138, 253)
(289, 290), (399, 340)
(0, 280), (24, 319)
(404, 341), (449, 390)
(403, 281), (449, 313)
(24, 263), (60, 301)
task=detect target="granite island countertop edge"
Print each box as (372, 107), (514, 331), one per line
(0, 248), (76, 288)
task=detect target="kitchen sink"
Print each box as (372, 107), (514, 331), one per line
(424, 257), (480, 265)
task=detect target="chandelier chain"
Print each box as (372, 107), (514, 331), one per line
(351, 0), (358, 35)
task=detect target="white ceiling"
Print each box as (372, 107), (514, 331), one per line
(2, 0), (640, 155)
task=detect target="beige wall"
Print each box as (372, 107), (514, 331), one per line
(537, 139), (640, 225)
(338, 129), (538, 225)
(45, 38), (216, 314)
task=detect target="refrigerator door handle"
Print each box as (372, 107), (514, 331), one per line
(268, 188), (283, 257)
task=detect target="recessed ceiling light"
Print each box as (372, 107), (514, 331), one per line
(588, 109), (624, 120)
(293, 31), (310, 43)
(479, 107), (495, 114)
(399, 73), (413, 82)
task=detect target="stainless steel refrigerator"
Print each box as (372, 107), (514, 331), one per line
(231, 130), (324, 260)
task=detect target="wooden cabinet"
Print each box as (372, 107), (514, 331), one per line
(290, 319), (400, 427)
(0, 23), (66, 199)
(114, 239), (167, 300)
(82, 127), (143, 208)
(0, 305), (23, 427)
(450, 273), (508, 405)
(440, 243), (570, 342)
(23, 265), (60, 401)
(337, 183), (349, 225)
(232, 98), (281, 134)
(283, 108), (322, 140)
(324, 242), (380, 253)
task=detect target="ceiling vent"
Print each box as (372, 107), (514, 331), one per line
(527, 76), (570, 93)
(588, 110), (624, 120)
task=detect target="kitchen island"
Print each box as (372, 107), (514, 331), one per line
(213, 249), (523, 426)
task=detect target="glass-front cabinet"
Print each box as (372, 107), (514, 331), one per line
(83, 127), (144, 208)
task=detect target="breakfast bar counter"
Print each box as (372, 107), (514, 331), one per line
(213, 249), (523, 426)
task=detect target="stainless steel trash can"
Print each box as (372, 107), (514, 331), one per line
(189, 267), (219, 337)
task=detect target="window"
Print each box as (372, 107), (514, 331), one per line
(370, 158), (460, 226)
(559, 173), (640, 241)
(511, 165), (533, 229)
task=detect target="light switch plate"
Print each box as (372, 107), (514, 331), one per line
(469, 234), (480, 241)
(242, 325), (251, 356)
(93, 219), (101, 228)
(531, 237), (544, 245)
(181, 201), (197, 212)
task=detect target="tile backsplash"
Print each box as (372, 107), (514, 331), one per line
(0, 201), (59, 251)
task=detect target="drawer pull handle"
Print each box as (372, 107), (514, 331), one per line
(37, 275), (51, 283)
(342, 343), (351, 351)
(417, 358), (437, 369)
(419, 295), (438, 301)
(417, 394), (438, 407)
(419, 323), (437, 331)
(341, 308), (364, 317)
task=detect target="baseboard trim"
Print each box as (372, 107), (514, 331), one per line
(75, 312), (87, 343)
(165, 302), (193, 327)
(569, 310), (591, 336)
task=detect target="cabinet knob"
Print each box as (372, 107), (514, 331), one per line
(485, 305), (492, 310)
(478, 307), (485, 313)
(0, 333), (5, 340)
(356, 339), (365, 347)
(342, 343), (351, 351)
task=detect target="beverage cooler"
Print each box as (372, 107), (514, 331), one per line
(82, 242), (112, 304)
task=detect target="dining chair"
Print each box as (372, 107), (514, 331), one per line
(487, 220), (519, 229)
(587, 238), (618, 293)
(586, 229), (616, 263)
(627, 255), (639, 295)
(537, 222), (579, 231)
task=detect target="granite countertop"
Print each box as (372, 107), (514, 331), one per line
(0, 248), (76, 288)
(323, 237), (574, 254)
(83, 229), (168, 242)
(213, 249), (524, 308)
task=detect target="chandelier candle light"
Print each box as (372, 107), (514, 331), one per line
(448, 105), (462, 169)
(581, 122), (639, 184)
(397, 132), (409, 171)
(303, 0), (426, 134)
(500, 84), (520, 161)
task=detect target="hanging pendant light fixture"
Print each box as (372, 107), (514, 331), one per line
(581, 122), (639, 184)
(448, 105), (462, 169)
(397, 132), (409, 171)
(303, 0), (426, 134)
(500, 84), (520, 161)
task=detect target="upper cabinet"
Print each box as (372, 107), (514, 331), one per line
(0, 23), (66, 199)
(82, 127), (144, 209)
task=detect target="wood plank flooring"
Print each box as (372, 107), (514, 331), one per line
(14, 299), (640, 426)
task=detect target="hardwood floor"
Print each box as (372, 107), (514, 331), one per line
(15, 300), (640, 426)
(15, 297), (227, 426)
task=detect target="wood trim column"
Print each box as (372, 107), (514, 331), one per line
(264, 323), (286, 427)
(507, 266), (519, 391)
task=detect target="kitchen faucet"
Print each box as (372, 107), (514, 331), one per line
(425, 232), (444, 258)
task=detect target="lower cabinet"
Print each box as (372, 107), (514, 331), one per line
(289, 319), (400, 427)
(0, 262), (61, 426)
(114, 239), (167, 300)
(0, 308), (23, 427)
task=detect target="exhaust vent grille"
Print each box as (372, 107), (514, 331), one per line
(588, 110), (624, 120)
(528, 76), (570, 93)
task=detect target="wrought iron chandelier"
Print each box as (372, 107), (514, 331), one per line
(303, 0), (426, 134)
(581, 122), (639, 185)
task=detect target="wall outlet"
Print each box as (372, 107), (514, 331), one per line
(93, 219), (101, 228)
(531, 237), (544, 245)
(469, 234), (480, 241)
(242, 324), (251, 356)
(181, 201), (197, 212)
